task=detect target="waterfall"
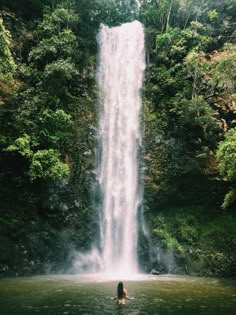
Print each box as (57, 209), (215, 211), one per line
(72, 21), (145, 275)
(97, 21), (145, 274)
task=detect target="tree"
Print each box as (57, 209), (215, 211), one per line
(0, 18), (16, 75)
(0, 18), (16, 105)
(217, 128), (236, 209)
(4, 3), (81, 182)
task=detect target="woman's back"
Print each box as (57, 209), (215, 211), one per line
(111, 281), (134, 304)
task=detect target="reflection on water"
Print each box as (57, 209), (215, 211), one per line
(0, 275), (236, 315)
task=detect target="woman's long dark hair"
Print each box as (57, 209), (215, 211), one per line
(117, 282), (124, 299)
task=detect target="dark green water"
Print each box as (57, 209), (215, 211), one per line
(0, 274), (236, 315)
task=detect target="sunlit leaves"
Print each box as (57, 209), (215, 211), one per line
(29, 149), (69, 181)
(208, 10), (219, 21)
(0, 18), (17, 104)
(156, 23), (211, 58)
(3, 4), (82, 183)
(38, 109), (72, 148)
(6, 134), (33, 158)
(40, 109), (72, 130)
(0, 18), (16, 76)
(6, 132), (70, 181)
(29, 29), (78, 69)
(209, 44), (236, 94)
(37, 6), (80, 37)
(217, 128), (236, 182)
(217, 128), (236, 208)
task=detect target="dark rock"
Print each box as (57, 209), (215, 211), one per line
(151, 268), (160, 275)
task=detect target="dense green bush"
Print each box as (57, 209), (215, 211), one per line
(151, 207), (236, 275)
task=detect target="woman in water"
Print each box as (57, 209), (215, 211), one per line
(111, 282), (134, 304)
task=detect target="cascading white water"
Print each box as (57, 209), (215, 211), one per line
(72, 21), (145, 276)
(97, 21), (145, 274)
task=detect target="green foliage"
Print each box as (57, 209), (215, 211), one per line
(38, 6), (80, 37)
(43, 59), (78, 93)
(0, 18), (17, 103)
(5, 134), (69, 181)
(6, 134), (33, 158)
(153, 215), (185, 254)
(217, 128), (236, 182)
(0, 0), (59, 20)
(210, 44), (236, 93)
(153, 208), (200, 250)
(156, 29), (177, 49)
(208, 10), (219, 21)
(151, 207), (236, 275)
(144, 0), (236, 209)
(0, 18), (16, 76)
(4, 3), (83, 185)
(40, 109), (72, 130)
(222, 190), (236, 210)
(156, 23), (211, 57)
(38, 109), (72, 148)
(29, 149), (69, 181)
(200, 213), (236, 251)
(217, 128), (236, 208)
(29, 29), (78, 68)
